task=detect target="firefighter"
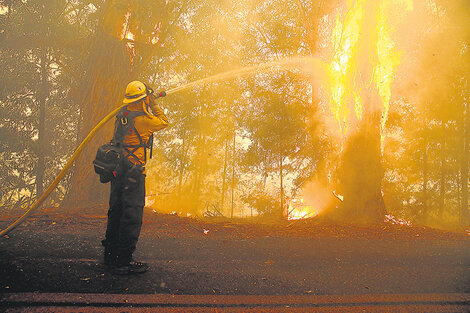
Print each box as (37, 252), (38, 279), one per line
(102, 80), (168, 275)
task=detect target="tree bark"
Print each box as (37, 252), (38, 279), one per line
(422, 139), (428, 221)
(177, 131), (187, 204)
(461, 100), (469, 227)
(327, 110), (386, 224)
(439, 130), (446, 219)
(231, 132), (236, 218)
(221, 136), (229, 215)
(62, 2), (132, 208)
(194, 132), (206, 210)
(279, 154), (284, 218)
(36, 47), (48, 199)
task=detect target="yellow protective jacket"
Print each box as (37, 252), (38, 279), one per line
(122, 101), (168, 166)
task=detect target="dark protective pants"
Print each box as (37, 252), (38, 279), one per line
(102, 172), (146, 259)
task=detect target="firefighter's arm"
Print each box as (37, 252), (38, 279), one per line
(148, 103), (169, 131)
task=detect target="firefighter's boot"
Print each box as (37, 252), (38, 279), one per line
(113, 250), (148, 275)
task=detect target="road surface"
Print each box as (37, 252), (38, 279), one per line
(0, 213), (469, 311)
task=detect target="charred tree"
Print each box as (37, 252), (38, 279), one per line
(330, 111), (386, 223)
(318, 1), (398, 224)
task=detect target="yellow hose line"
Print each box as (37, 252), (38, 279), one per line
(0, 103), (128, 237)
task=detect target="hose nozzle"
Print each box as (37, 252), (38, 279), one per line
(144, 90), (167, 118)
(151, 90), (166, 99)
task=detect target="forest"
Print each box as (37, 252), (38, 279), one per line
(1, 0), (469, 231)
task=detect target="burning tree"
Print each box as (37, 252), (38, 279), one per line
(321, 0), (413, 223)
(64, 1), (168, 207)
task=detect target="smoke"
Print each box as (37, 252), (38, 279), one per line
(385, 0), (470, 229)
(394, 0), (470, 109)
(143, 0), (469, 226)
(296, 179), (336, 216)
(296, 0), (470, 228)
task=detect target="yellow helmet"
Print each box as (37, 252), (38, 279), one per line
(123, 80), (148, 104)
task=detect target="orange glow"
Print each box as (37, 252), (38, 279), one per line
(119, 11), (135, 71)
(287, 198), (320, 220)
(120, 12), (132, 40)
(384, 214), (412, 226)
(125, 30), (135, 42)
(327, 0), (413, 144)
(125, 30), (136, 71)
(151, 35), (159, 45)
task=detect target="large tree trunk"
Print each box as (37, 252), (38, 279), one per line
(319, 1), (388, 224)
(325, 110), (386, 224)
(63, 2), (132, 208)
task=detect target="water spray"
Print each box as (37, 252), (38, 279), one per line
(0, 56), (325, 237)
(165, 56), (326, 95)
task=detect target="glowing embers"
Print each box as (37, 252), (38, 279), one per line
(124, 30), (135, 42)
(287, 198), (319, 220)
(332, 191), (344, 202)
(120, 12), (135, 70)
(384, 214), (412, 226)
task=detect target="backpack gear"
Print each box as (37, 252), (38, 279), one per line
(93, 107), (152, 183)
(93, 143), (123, 183)
(123, 81), (148, 104)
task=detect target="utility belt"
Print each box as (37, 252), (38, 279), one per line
(93, 143), (145, 189)
(125, 162), (145, 190)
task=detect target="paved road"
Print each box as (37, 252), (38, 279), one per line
(1, 228), (469, 296)
(1, 223), (469, 312)
(2, 292), (470, 312)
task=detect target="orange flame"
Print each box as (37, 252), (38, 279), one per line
(327, 0), (413, 144)
(120, 12), (132, 40)
(119, 12), (135, 71)
(287, 198), (320, 220)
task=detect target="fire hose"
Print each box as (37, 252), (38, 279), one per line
(0, 91), (167, 238)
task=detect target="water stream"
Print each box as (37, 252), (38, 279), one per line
(165, 56), (327, 95)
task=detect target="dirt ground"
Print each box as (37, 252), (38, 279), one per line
(0, 207), (469, 296)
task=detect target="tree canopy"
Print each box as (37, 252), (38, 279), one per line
(1, 0), (468, 230)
